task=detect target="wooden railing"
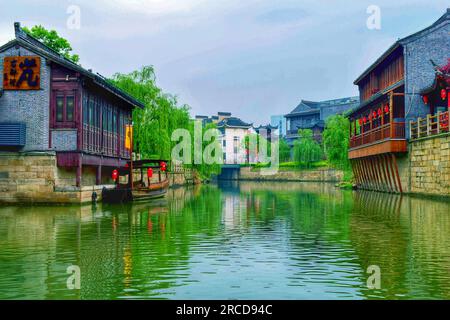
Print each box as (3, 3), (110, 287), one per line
(410, 111), (449, 140)
(350, 122), (405, 149)
(82, 124), (124, 157)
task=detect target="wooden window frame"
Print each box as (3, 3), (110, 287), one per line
(52, 90), (77, 129)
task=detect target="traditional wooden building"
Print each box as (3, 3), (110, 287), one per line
(285, 97), (359, 146)
(348, 10), (449, 193)
(0, 23), (144, 203)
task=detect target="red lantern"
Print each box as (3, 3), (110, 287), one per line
(422, 95), (429, 105)
(372, 111), (377, 119)
(384, 104), (389, 113)
(160, 161), (167, 172)
(377, 108), (382, 117)
(441, 89), (447, 100)
(358, 118), (363, 126)
(112, 169), (119, 181)
(368, 113), (372, 121)
(363, 116), (367, 124)
(147, 167), (153, 178)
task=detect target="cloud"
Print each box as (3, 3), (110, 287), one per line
(256, 8), (309, 25)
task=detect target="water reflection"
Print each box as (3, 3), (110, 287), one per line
(0, 182), (449, 299)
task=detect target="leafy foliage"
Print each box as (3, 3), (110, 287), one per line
(322, 115), (350, 170)
(293, 129), (323, 167)
(22, 25), (80, 63)
(111, 66), (191, 160)
(112, 66), (220, 179)
(279, 138), (291, 162)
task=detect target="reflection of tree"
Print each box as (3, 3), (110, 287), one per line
(2, 182), (450, 300)
(118, 185), (224, 299)
(349, 191), (450, 299)
(349, 192), (409, 299)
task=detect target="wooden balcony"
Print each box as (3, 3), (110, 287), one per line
(349, 122), (407, 159)
(82, 124), (130, 159)
(410, 111), (449, 140)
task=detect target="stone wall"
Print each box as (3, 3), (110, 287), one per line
(409, 133), (450, 196)
(0, 44), (51, 151)
(0, 152), (198, 204)
(0, 152), (115, 204)
(238, 167), (343, 182)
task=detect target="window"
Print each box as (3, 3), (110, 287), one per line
(56, 96), (64, 122)
(66, 96), (74, 122)
(53, 91), (76, 127)
(223, 139), (226, 147)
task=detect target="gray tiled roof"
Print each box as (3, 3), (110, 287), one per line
(217, 117), (252, 128)
(1, 22), (145, 109)
(286, 96), (359, 117)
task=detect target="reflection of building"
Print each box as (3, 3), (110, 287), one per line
(0, 23), (144, 203)
(195, 112), (252, 164)
(270, 115), (286, 136)
(285, 97), (359, 145)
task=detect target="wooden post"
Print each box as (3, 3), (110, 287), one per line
(409, 120), (413, 140)
(76, 154), (82, 188)
(437, 111), (441, 134)
(426, 114), (431, 137)
(389, 92), (394, 138)
(381, 105), (384, 139)
(129, 122), (134, 191)
(96, 164), (102, 185)
(417, 117), (421, 138)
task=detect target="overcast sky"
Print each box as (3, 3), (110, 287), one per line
(1, 0), (448, 125)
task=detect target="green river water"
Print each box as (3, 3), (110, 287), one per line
(0, 181), (449, 300)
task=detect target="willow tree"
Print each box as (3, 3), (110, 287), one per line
(111, 66), (190, 160)
(322, 115), (350, 170)
(293, 129), (323, 167)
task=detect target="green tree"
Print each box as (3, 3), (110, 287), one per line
(188, 122), (222, 179)
(279, 138), (291, 162)
(22, 25), (80, 63)
(322, 115), (350, 170)
(293, 129), (323, 167)
(112, 66), (220, 179)
(111, 66), (191, 160)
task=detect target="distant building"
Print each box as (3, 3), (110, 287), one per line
(195, 112), (252, 164)
(253, 124), (278, 143)
(284, 96), (359, 145)
(270, 115), (286, 136)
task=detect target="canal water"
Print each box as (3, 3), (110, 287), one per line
(0, 181), (449, 300)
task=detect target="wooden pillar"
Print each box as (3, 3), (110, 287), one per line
(96, 164), (102, 185)
(389, 92), (394, 138)
(391, 153), (403, 193)
(76, 154), (82, 188)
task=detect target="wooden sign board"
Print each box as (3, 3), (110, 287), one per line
(3, 56), (41, 90)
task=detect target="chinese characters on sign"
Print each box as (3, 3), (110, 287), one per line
(3, 56), (41, 90)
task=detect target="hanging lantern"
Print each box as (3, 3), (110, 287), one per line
(384, 104), (390, 114)
(160, 161), (167, 172)
(422, 95), (429, 105)
(363, 116), (367, 124)
(112, 169), (119, 181)
(441, 89), (447, 100)
(358, 118), (363, 126)
(372, 111), (377, 119)
(147, 167), (153, 178)
(368, 113), (372, 121)
(377, 108), (382, 117)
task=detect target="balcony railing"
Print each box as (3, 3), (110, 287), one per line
(350, 122), (405, 149)
(410, 111), (449, 140)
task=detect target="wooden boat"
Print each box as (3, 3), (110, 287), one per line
(102, 159), (170, 203)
